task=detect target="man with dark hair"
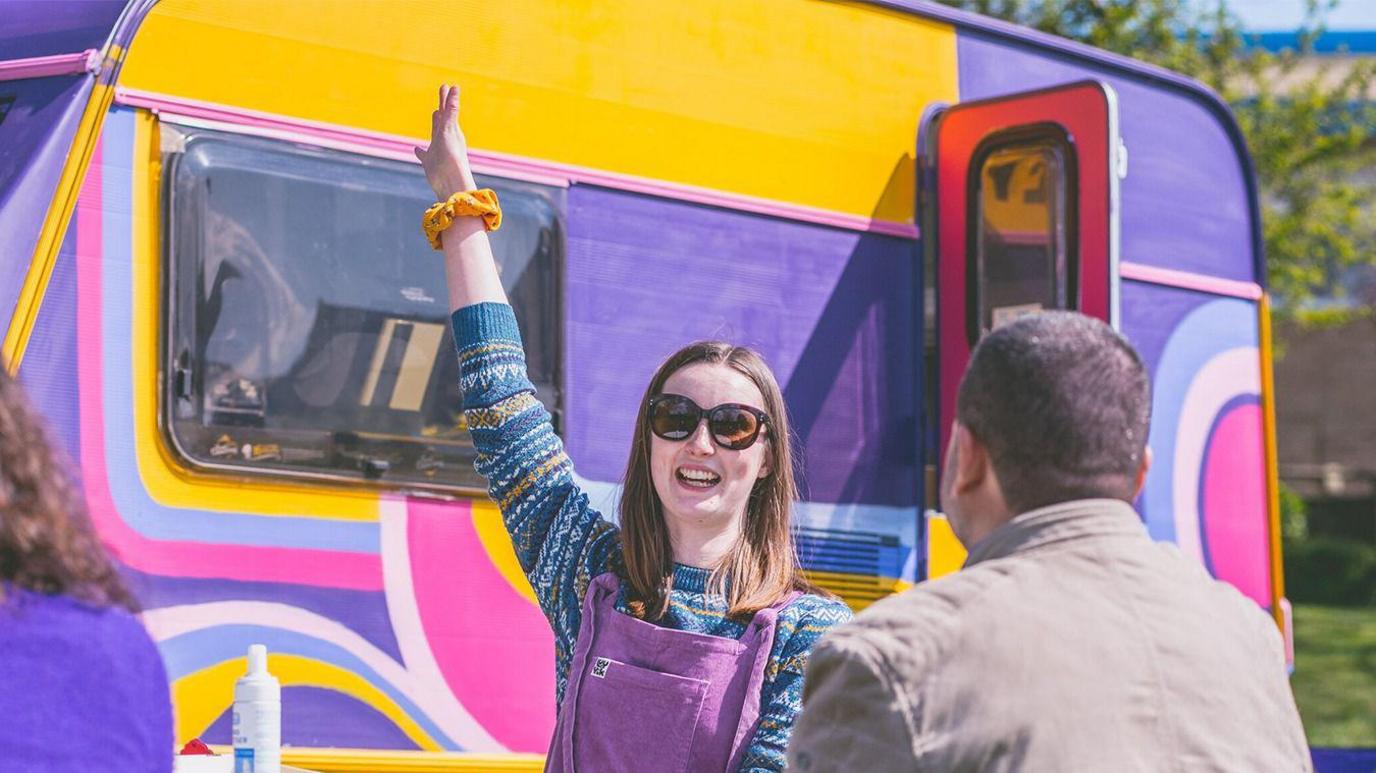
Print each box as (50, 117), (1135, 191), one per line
(788, 312), (1310, 771)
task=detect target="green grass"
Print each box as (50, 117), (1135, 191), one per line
(1292, 604), (1376, 748)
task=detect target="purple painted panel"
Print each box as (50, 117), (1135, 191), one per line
(0, 74), (92, 326)
(1120, 278), (1214, 544)
(18, 211), (81, 464)
(124, 568), (404, 663)
(1119, 281), (1207, 377)
(1122, 279), (1271, 605)
(956, 31), (1257, 284)
(565, 186), (919, 507)
(0, 1), (126, 60)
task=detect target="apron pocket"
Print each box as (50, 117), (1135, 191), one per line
(572, 657), (709, 773)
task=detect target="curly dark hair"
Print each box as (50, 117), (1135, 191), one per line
(0, 367), (136, 611)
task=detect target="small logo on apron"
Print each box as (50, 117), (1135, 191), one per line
(591, 657), (611, 678)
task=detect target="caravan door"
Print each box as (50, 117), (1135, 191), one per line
(924, 80), (1122, 577)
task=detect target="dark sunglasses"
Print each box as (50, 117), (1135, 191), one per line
(647, 393), (770, 451)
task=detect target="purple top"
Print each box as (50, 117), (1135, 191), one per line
(0, 588), (172, 772)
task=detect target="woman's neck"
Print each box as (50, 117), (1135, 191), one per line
(667, 518), (741, 569)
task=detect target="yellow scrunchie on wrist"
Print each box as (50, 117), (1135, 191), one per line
(423, 188), (502, 249)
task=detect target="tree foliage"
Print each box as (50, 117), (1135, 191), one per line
(937, 0), (1376, 317)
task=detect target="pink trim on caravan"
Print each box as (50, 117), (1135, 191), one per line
(0, 50), (101, 82)
(115, 87), (572, 186)
(114, 87), (920, 238)
(1119, 261), (1263, 300)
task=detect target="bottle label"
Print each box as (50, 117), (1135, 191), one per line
(233, 699), (281, 772)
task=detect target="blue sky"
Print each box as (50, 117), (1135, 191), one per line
(1228, 0), (1373, 31)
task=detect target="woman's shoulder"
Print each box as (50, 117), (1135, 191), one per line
(766, 592), (854, 664)
(781, 591), (854, 629)
(0, 590), (172, 766)
(2, 589), (162, 663)
(1, 590), (167, 703)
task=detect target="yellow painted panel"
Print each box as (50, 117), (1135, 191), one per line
(129, 111), (382, 520)
(1258, 294), (1286, 631)
(120, 0), (958, 223)
(172, 657), (240, 745)
(805, 568), (911, 612)
(926, 512), (967, 579)
(281, 750), (544, 772)
(205, 747), (546, 772)
(173, 655), (442, 751)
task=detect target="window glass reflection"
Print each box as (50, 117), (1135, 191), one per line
(974, 141), (1070, 335)
(164, 127), (562, 490)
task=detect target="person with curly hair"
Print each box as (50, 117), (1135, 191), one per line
(0, 367), (173, 771)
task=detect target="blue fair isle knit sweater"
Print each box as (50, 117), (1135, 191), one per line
(452, 303), (853, 772)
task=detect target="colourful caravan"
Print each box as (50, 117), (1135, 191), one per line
(0, 0), (1286, 769)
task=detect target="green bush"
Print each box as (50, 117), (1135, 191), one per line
(1284, 536), (1376, 607)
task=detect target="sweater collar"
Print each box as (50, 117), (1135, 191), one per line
(671, 563), (714, 594)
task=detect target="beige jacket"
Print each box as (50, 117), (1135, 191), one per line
(788, 499), (1311, 772)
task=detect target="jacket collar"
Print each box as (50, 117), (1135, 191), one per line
(963, 498), (1147, 568)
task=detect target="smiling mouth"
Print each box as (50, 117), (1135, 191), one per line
(676, 467), (722, 489)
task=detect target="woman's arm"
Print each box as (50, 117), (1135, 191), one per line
(415, 86), (620, 699)
(413, 84), (506, 311)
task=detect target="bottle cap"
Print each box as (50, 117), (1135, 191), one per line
(235, 642), (280, 701)
(247, 643), (268, 676)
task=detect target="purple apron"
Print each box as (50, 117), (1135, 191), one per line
(546, 572), (799, 773)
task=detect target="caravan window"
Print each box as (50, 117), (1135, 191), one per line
(969, 127), (1077, 337)
(162, 126), (562, 491)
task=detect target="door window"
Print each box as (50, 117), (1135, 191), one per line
(970, 127), (1077, 339)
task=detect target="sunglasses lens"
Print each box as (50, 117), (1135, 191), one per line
(650, 396), (699, 440)
(710, 407), (760, 450)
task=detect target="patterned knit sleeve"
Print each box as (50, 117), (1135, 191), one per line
(451, 302), (621, 684)
(738, 596), (854, 772)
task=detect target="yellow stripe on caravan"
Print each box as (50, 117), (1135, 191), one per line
(129, 111), (380, 520)
(238, 748), (545, 772)
(118, 0), (958, 224)
(171, 657), (241, 746)
(926, 511), (967, 580)
(3, 46), (126, 372)
(172, 654), (444, 751)
(805, 569), (912, 612)
(1257, 294), (1286, 630)
(470, 499), (541, 607)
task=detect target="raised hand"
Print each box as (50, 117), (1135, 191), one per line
(414, 84), (477, 199)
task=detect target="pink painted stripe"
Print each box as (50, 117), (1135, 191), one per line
(114, 87), (920, 239)
(0, 50), (100, 82)
(544, 155), (920, 238)
(406, 498), (554, 751)
(1120, 261), (1263, 300)
(74, 137), (383, 591)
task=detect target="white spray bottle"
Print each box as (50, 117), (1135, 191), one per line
(232, 643), (281, 773)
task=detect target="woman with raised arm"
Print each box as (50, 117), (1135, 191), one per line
(414, 85), (852, 772)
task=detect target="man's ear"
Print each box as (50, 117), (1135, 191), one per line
(1132, 446), (1153, 500)
(952, 423), (989, 495)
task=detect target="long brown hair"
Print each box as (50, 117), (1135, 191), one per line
(0, 367), (136, 611)
(618, 341), (829, 620)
